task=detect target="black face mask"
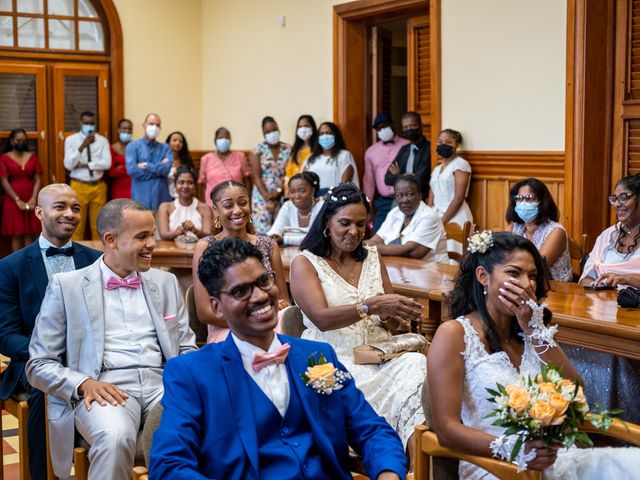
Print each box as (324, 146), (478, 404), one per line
(436, 143), (455, 158)
(13, 142), (28, 152)
(403, 128), (421, 142)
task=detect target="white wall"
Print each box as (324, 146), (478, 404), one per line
(441, 0), (567, 150)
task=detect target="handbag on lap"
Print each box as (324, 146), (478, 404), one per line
(353, 333), (428, 365)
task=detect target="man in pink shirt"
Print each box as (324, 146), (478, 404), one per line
(363, 112), (409, 233)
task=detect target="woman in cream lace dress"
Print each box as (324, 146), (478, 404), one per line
(290, 183), (426, 458)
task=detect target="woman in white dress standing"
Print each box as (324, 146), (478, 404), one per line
(427, 231), (640, 479)
(428, 128), (473, 226)
(290, 182), (426, 469)
(303, 122), (359, 195)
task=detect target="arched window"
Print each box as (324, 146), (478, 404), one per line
(0, 0), (122, 186)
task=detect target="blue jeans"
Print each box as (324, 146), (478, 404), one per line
(373, 196), (395, 234)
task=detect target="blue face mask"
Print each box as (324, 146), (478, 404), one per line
(81, 124), (95, 135)
(318, 134), (335, 151)
(515, 201), (539, 223)
(216, 138), (231, 153)
(119, 132), (132, 143)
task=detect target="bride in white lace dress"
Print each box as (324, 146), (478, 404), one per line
(290, 183), (426, 457)
(427, 231), (640, 479)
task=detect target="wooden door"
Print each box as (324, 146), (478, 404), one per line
(371, 26), (393, 125)
(0, 62), (48, 180)
(407, 15), (430, 140)
(51, 63), (110, 184)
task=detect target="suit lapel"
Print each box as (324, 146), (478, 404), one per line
(140, 271), (175, 358)
(82, 262), (105, 364)
(282, 336), (345, 476)
(221, 336), (259, 475)
(26, 242), (48, 300)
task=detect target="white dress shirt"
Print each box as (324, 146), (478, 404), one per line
(376, 202), (450, 263)
(232, 333), (290, 417)
(38, 234), (75, 278)
(63, 131), (111, 181)
(99, 259), (162, 370)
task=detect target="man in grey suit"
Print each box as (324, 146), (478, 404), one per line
(26, 198), (197, 480)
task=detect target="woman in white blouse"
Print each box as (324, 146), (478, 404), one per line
(428, 128), (473, 227)
(268, 171), (324, 246)
(368, 174), (449, 263)
(303, 121), (359, 195)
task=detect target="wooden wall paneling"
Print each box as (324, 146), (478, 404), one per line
(428, 0), (442, 168)
(565, 0), (615, 249)
(407, 15), (430, 139)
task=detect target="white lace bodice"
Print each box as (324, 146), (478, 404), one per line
(297, 246), (391, 356)
(455, 317), (542, 437)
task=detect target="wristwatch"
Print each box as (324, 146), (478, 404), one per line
(356, 301), (369, 319)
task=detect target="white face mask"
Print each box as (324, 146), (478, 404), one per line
(145, 124), (160, 139)
(297, 126), (313, 141)
(377, 127), (394, 143)
(265, 130), (280, 145)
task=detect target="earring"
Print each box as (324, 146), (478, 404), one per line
(323, 228), (330, 238)
(214, 217), (221, 229)
(483, 287), (487, 296)
(247, 215), (254, 224)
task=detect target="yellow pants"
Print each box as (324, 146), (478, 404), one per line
(70, 179), (107, 241)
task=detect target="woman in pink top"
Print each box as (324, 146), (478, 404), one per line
(198, 127), (251, 207)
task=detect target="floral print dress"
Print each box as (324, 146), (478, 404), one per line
(251, 142), (291, 234)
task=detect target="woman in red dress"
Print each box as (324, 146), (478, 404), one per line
(0, 128), (42, 252)
(108, 118), (133, 199)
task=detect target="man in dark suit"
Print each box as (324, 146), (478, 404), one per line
(384, 111), (431, 199)
(150, 237), (407, 480)
(0, 183), (101, 479)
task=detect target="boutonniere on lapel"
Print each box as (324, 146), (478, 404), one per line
(301, 352), (351, 395)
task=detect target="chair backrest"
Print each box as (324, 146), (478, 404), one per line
(280, 305), (306, 338)
(141, 403), (164, 466)
(444, 221), (472, 261)
(568, 233), (588, 280)
(421, 377), (460, 479)
(185, 285), (208, 346)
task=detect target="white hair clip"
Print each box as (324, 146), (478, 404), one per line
(468, 230), (494, 254)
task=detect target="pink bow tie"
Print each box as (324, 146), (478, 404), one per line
(251, 343), (291, 372)
(106, 276), (142, 290)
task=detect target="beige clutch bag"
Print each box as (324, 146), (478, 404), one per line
(353, 333), (428, 365)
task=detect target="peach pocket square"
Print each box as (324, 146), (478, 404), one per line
(163, 314), (177, 322)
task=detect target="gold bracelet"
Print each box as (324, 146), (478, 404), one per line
(356, 301), (369, 319)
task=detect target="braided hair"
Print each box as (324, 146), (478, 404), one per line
(300, 182), (370, 261)
(198, 237), (264, 298)
(209, 180), (255, 235)
(450, 232), (551, 353)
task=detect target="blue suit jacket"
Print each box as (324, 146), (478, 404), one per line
(0, 240), (101, 400)
(149, 334), (407, 480)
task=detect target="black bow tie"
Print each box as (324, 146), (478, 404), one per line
(45, 246), (75, 257)
(383, 140), (395, 145)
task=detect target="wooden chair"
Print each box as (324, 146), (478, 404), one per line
(568, 233), (588, 280)
(185, 284), (208, 346)
(444, 221), (473, 261)
(280, 305), (305, 338)
(0, 392), (30, 480)
(414, 378), (640, 480)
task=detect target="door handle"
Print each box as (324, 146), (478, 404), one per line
(40, 130), (46, 140)
(58, 131), (64, 140)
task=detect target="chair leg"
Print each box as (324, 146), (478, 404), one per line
(16, 402), (29, 480)
(414, 425), (430, 480)
(44, 396), (56, 480)
(0, 399), (4, 480)
(73, 447), (89, 480)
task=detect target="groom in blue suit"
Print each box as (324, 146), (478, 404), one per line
(150, 237), (407, 479)
(0, 183), (101, 479)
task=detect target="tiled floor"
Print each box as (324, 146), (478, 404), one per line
(2, 409), (21, 479)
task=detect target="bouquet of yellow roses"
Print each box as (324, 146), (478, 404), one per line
(486, 364), (621, 469)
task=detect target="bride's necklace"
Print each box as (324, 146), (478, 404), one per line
(329, 255), (356, 286)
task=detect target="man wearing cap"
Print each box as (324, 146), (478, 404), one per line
(362, 113), (409, 233)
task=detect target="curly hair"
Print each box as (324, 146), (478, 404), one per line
(300, 182), (371, 261)
(505, 178), (559, 225)
(450, 232), (551, 353)
(197, 237), (264, 298)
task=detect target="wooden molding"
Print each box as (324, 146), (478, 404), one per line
(429, 0), (442, 167)
(335, 0), (427, 21)
(461, 151), (565, 180)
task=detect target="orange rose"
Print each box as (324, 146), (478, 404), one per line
(508, 387), (531, 413)
(529, 400), (556, 426)
(560, 378), (575, 389)
(539, 382), (556, 394)
(549, 392), (570, 417)
(505, 384), (518, 395)
(305, 363), (337, 387)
